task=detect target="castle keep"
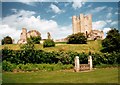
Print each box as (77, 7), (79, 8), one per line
(72, 14), (104, 40)
(72, 14), (92, 35)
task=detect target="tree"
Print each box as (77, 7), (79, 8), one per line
(2, 36), (13, 45)
(27, 36), (41, 44)
(101, 28), (120, 53)
(20, 42), (35, 51)
(20, 37), (35, 51)
(67, 33), (87, 44)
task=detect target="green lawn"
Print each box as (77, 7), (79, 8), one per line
(0, 40), (102, 53)
(2, 68), (118, 83)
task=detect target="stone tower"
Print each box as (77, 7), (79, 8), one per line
(72, 14), (92, 35)
(17, 28), (27, 44)
(20, 28), (27, 41)
(72, 16), (78, 34)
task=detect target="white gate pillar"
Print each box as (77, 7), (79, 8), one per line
(74, 56), (80, 72)
(88, 55), (92, 70)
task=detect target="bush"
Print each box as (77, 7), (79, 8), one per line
(2, 60), (16, 72)
(27, 36), (41, 44)
(78, 52), (88, 64)
(43, 39), (55, 48)
(67, 33), (87, 44)
(2, 36), (13, 45)
(20, 43), (35, 51)
(2, 61), (73, 72)
(2, 48), (120, 67)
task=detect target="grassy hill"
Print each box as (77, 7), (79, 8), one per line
(0, 40), (102, 53)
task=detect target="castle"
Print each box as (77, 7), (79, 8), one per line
(72, 14), (104, 40)
(17, 28), (41, 44)
(17, 14), (104, 44)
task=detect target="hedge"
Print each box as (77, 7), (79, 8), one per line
(2, 48), (120, 66)
(2, 60), (73, 72)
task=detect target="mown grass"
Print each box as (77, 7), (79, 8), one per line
(2, 68), (118, 83)
(0, 40), (102, 53)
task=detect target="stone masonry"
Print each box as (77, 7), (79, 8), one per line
(72, 14), (104, 40)
(17, 28), (41, 44)
(72, 14), (92, 35)
(74, 55), (93, 72)
(17, 28), (27, 44)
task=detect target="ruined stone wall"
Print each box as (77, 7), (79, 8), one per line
(17, 28), (27, 44)
(17, 28), (41, 44)
(20, 28), (27, 41)
(27, 30), (41, 38)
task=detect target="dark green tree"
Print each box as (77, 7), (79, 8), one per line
(67, 32), (87, 44)
(101, 28), (120, 53)
(2, 36), (13, 45)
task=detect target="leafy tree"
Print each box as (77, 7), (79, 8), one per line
(43, 39), (55, 48)
(27, 36), (41, 44)
(101, 28), (120, 53)
(2, 36), (13, 45)
(67, 32), (87, 44)
(20, 43), (35, 51)
(20, 36), (35, 51)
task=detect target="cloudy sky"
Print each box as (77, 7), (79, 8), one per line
(1, 0), (119, 43)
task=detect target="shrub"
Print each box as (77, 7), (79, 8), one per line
(20, 43), (35, 51)
(79, 52), (88, 64)
(2, 36), (13, 45)
(2, 60), (16, 72)
(17, 63), (36, 71)
(67, 32), (87, 44)
(27, 36), (41, 44)
(2, 61), (73, 72)
(2, 48), (120, 66)
(43, 39), (55, 48)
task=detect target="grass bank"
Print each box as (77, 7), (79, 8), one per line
(0, 40), (102, 53)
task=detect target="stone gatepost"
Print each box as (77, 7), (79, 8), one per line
(74, 56), (80, 72)
(88, 55), (92, 70)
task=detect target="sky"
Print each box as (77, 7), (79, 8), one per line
(0, 0), (119, 43)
